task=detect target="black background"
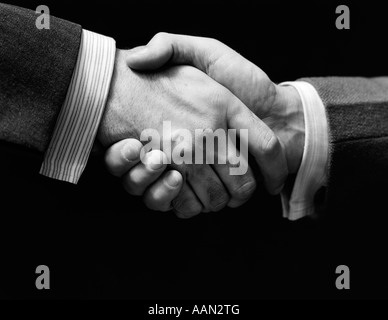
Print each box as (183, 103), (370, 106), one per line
(1, 0), (387, 300)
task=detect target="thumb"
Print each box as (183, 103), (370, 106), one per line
(126, 32), (215, 71)
(126, 36), (174, 70)
(104, 139), (143, 177)
(227, 98), (288, 195)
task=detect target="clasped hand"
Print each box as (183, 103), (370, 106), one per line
(97, 33), (305, 218)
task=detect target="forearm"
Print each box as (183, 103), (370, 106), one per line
(0, 3), (116, 184)
(299, 76), (388, 215)
(301, 77), (388, 146)
(40, 30), (115, 184)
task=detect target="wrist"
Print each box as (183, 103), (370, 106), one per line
(97, 49), (120, 147)
(97, 49), (137, 147)
(273, 84), (305, 175)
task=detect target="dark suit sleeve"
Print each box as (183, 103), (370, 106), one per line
(300, 77), (388, 217)
(0, 3), (82, 152)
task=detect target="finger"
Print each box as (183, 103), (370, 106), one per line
(185, 164), (230, 212)
(143, 170), (183, 212)
(227, 99), (288, 195)
(126, 39), (172, 70)
(104, 139), (143, 177)
(190, 129), (256, 208)
(212, 152), (257, 208)
(172, 182), (203, 219)
(122, 150), (168, 196)
(167, 137), (230, 213)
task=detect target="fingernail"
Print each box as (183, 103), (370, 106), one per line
(147, 152), (165, 170)
(123, 144), (139, 162)
(166, 171), (181, 188)
(150, 161), (164, 171)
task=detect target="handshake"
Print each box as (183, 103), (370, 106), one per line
(98, 33), (305, 218)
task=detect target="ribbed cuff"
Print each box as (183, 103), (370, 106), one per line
(40, 29), (116, 184)
(280, 81), (329, 221)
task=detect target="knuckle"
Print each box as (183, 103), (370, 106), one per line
(231, 179), (257, 201)
(205, 37), (223, 51)
(174, 211), (190, 219)
(209, 87), (231, 116)
(175, 210), (201, 219)
(154, 32), (169, 42)
(253, 79), (277, 111)
(206, 36), (218, 44)
(266, 82), (278, 106)
(260, 130), (280, 159)
(207, 181), (230, 212)
(172, 195), (201, 218)
(210, 198), (229, 212)
(158, 204), (172, 213)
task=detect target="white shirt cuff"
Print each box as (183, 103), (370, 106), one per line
(40, 29), (116, 184)
(279, 81), (329, 221)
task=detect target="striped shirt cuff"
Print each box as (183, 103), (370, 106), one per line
(280, 81), (329, 221)
(40, 29), (116, 184)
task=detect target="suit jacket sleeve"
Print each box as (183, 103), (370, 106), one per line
(300, 77), (388, 216)
(0, 3), (82, 152)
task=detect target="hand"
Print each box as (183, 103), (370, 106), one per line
(104, 139), (184, 212)
(126, 33), (304, 177)
(99, 49), (287, 217)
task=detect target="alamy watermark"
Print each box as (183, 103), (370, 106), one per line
(35, 265), (50, 290)
(35, 5), (350, 32)
(139, 121), (249, 176)
(35, 5), (50, 30)
(336, 5), (350, 30)
(336, 265), (350, 290)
